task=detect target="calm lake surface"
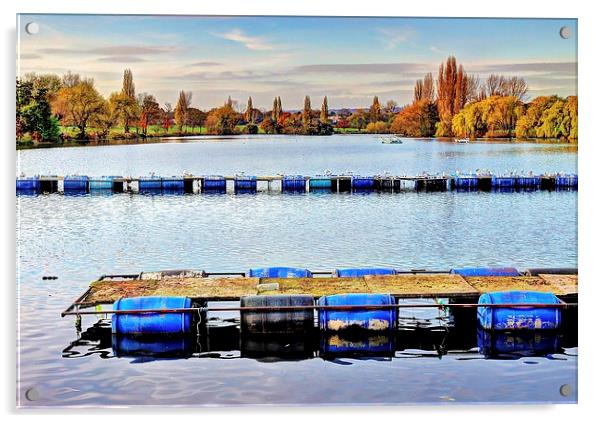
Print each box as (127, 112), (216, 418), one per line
(16, 135), (578, 407)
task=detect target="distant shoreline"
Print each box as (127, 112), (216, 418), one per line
(15, 133), (578, 151)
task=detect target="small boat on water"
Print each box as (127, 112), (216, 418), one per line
(455, 138), (470, 143)
(381, 135), (403, 144)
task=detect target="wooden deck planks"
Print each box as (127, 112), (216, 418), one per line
(462, 276), (566, 295)
(364, 274), (479, 298)
(537, 274), (578, 296)
(80, 273), (578, 306)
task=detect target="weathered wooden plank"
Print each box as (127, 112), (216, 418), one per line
(463, 276), (560, 295)
(85, 277), (260, 304)
(256, 277), (370, 297)
(79, 273), (579, 306)
(537, 274), (578, 296)
(364, 274), (479, 298)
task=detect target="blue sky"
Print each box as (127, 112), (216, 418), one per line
(17, 15), (577, 110)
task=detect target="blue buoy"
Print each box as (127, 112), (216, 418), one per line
(282, 176), (306, 193)
(112, 296), (193, 335)
(89, 176), (119, 190)
(517, 176), (541, 189)
(138, 176), (162, 194)
(235, 176), (257, 193)
(451, 267), (521, 277)
(555, 174), (578, 189)
(318, 293), (397, 331)
(477, 291), (562, 330)
(248, 267), (312, 278)
(492, 176), (516, 189)
(309, 177), (332, 191)
(202, 176), (226, 193)
(63, 175), (89, 194)
(453, 175), (478, 190)
(161, 177), (185, 193)
(16, 177), (40, 195)
(334, 268), (396, 277)
(352, 176), (375, 191)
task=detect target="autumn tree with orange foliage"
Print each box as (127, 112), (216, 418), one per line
(435, 56), (469, 136)
(391, 100), (439, 137)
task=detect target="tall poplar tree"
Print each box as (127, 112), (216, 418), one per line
(320, 96), (329, 123)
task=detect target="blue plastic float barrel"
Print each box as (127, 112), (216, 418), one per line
(240, 295), (315, 334)
(453, 175), (478, 190)
(202, 176), (226, 193)
(451, 267), (521, 277)
(334, 268), (396, 277)
(477, 291), (562, 330)
(352, 176), (375, 191)
(161, 176), (185, 193)
(492, 176), (516, 189)
(63, 175), (89, 194)
(89, 176), (118, 190)
(16, 177), (40, 195)
(112, 296), (193, 335)
(309, 177), (332, 191)
(282, 175), (306, 193)
(249, 267), (312, 278)
(517, 176), (541, 189)
(555, 174), (578, 189)
(235, 176), (257, 193)
(138, 176), (162, 194)
(112, 334), (194, 357)
(318, 293), (397, 331)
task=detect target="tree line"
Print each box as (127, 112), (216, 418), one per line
(16, 57), (577, 144)
(392, 56), (576, 140)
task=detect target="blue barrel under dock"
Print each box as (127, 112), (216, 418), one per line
(63, 175), (89, 194)
(477, 291), (562, 330)
(112, 296), (194, 335)
(249, 267), (313, 278)
(138, 176), (162, 194)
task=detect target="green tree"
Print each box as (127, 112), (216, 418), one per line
(20, 86), (61, 142)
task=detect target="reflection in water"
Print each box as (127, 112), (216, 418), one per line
(63, 319), (576, 362)
(320, 333), (395, 358)
(112, 335), (195, 359)
(477, 329), (561, 359)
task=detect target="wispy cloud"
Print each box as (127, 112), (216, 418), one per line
(97, 56), (147, 63)
(376, 27), (416, 49)
(294, 63), (428, 75)
(188, 61), (222, 67)
(212, 29), (276, 51)
(472, 62), (577, 74)
(37, 45), (176, 56)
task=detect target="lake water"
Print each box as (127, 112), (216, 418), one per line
(16, 135), (578, 407)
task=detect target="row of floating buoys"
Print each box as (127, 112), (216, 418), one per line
(16, 173), (578, 195)
(247, 266), (523, 278)
(110, 288), (565, 337)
